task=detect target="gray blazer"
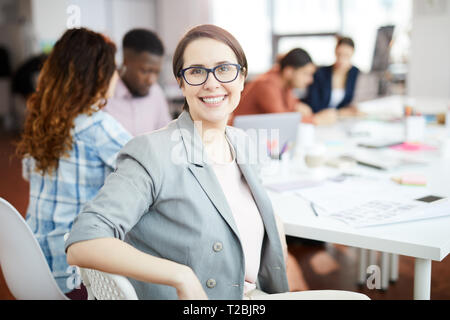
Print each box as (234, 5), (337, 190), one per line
(65, 111), (289, 299)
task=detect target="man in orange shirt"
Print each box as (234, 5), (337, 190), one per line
(233, 48), (316, 123)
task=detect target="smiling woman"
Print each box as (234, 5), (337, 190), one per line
(64, 24), (368, 301)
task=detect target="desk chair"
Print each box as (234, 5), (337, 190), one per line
(0, 197), (69, 300)
(79, 267), (138, 300)
(62, 232), (138, 300)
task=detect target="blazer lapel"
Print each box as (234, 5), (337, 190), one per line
(176, 112), (240, 239)
(188, 164), (240, 238)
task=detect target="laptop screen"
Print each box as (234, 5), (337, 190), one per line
(233, 112), (301, 159)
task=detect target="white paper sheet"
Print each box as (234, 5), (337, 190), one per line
(295, 177), (448, 227)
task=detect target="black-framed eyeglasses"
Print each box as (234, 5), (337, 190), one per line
(178, 63), (242, 86)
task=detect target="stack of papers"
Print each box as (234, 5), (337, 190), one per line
(296, 178), (449, 228)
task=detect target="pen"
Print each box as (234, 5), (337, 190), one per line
(279, 142), (289, 160)
(355, 160), (385, 170)
(310, 202), (319, 217)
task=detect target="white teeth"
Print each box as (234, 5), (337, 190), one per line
(201, 96), (225, 104)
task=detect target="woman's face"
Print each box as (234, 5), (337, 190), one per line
(335, 44), (354, 70)
(179, 38), (245, 127)
(290, 62), (316, 89)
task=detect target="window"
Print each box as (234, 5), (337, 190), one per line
(340, 0), (412, 72)
(211, 0), (271, 75)
(212, 0), (412, 74)
(273, 0), (341, 34)
(278, 35), (338, 67)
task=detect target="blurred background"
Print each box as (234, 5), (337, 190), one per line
(0, 0), (449, 131)
(0, 0), (450, 300)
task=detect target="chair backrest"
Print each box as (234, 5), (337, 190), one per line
(0, 198), (68, 300)
(80, 268), (138, 300)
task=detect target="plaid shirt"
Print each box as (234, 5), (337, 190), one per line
(23, 110), (132, 293)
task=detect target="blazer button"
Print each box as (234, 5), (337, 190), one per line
(206, 278), (216, 288)
(213, 242), (223, 252)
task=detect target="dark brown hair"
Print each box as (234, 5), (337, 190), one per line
(279, 48), (313, 71)
(16, 27), (117, 174)
(336, 36), (355, 49)
(172, 24), (248, 111)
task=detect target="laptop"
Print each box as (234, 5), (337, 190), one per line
(232, 112), (301, 158)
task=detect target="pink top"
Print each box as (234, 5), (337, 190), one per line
(104, 77), (172, 136)
(211, 140), (265, 295)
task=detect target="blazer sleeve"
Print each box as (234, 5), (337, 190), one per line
(305, 68), (328, 113)
(65, 136), (156, 251)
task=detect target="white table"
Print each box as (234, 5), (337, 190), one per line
(263, 112), (450, 300)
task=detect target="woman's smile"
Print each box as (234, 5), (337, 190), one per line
(199, 94), (228, 107)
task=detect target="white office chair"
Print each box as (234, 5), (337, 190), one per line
(79, 267), (138, 300)
(62, 232), (138, 300)
(0, 197), (69, 300)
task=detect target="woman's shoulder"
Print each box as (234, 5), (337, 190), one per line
(73, 109), (126, 135)
(73, 110), (132, 146)
(119, 119), (180, 157)
(350, 65), (360, 75)
(318, 65), (333, 74)
(312, 65), (332, 82)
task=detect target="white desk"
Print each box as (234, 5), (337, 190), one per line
(263, 110), (450, 300)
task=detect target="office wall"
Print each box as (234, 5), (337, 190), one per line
(155, 0), (212, 88)
(407, 0), (450, 99)
(30, 0), (156, 62)
(109, 0), (156, 63)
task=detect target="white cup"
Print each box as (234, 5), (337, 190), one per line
(305, 144), (326, 168)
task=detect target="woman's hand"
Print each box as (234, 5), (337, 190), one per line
(337, 105), (365, 117)
(294, 102), (313, 118)
(312, 109), (338, 126)
(174, 265), (209, 300)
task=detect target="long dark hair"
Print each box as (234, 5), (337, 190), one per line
(16, 28), (117, 174)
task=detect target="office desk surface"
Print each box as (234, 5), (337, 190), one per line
(270, 190), (450, 262)
(265, 118), (450, 263)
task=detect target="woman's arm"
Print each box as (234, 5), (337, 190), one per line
(312, 108), (338, 125)
(67, 237), (208, 299)
(65, 136), (207, 299)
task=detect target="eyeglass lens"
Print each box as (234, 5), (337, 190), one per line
(184, 64), (239, 85)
